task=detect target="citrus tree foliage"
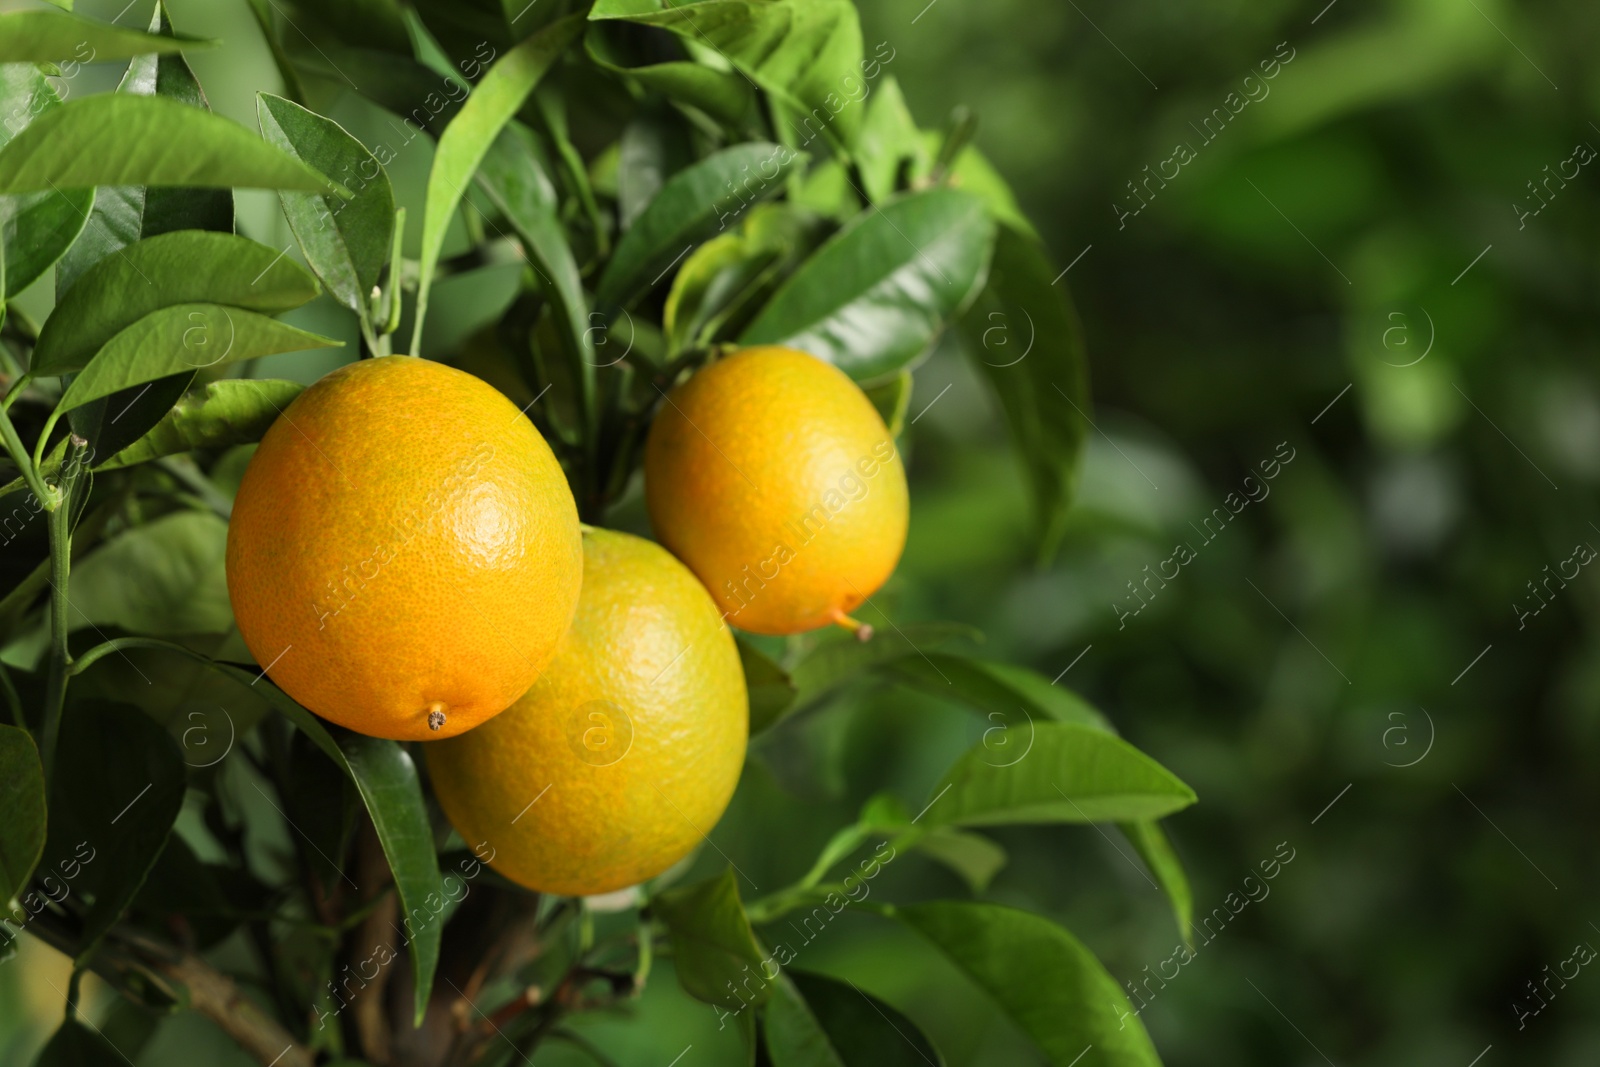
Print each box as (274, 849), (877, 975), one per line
(0, 3), (1190, 1065)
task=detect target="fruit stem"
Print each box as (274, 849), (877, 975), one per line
(831, 610), (875, 643)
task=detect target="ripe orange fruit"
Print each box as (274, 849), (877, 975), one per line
(644, 346), (909, 636)
(225, 355), (582, 741)
(425, 527), (747, 896)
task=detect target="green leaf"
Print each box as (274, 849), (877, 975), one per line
(40, 701), (185, 964)
(257, 94), (395, 321)
(617, 109), (695, 233)
(854, 77), (926, 205)
(764, 970), (944, 1067)
(654, 867), (769, 1009)
(33, 231), (320, 377)
(66, 511), (231, 636)
(0, 10), (212, 64)
(596, 142), (803, 310)
(31, 1017), (128, 1067)
(663, 202), (828, 354)
(589, 0), (866, 147)
(920, 722), (1196, 829)
(585, 30), (758, 130)
(412, 15), (583, 353)
(918, 136), (1037, 240)
(0, 94), (341, 195)
(476, 122), (594, 399)
(55, 304), (340, 415)
(887, 654), (1114, 734)
(739, 637), (797, 735)
(913, 828), (1007, 895)
(1119, 820), (1192, 945)
(956, 226), (1088, 562)
(893, 901), (1161, 1067)
(862, 370), (912, 437)
(783, 622), (979, 726)
(741, 188), (996, 382)
(97, 379), (304, 471)
(55, 1), (234, 297)
(0, 725), (46, 906)
(0, 64), (93, 297)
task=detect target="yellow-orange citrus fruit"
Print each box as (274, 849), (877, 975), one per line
(644, 346), (909, 635)
(426, 527), (747, 896)
(225, 355), (582, 741)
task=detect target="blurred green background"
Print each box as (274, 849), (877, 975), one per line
(3, 0), (1597, 1064)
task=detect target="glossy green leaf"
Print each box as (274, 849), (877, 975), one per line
(854, 77), (926, 205)
(0, 64), (92, 297)
(617, 109), (695, 232)
(31, 1018), (128, 1067)
(784, 621), (979, 725)
(0, 94), (340, 195)
(596, 142), (803, 309)
(40, 701), (185, 964)
(0, 725), (46, 906)
(476, 122), (594, 397)
(257, 94), (395, 320)
(863, 370), (912, 437)
(917, 136), (1037, 240)
(888, 654), (1114, 734)
(589, 0), (866, 146)
(55, 2), (233, 297)
(67, 511), (231, 636)
(1120, 819), (1192, 945)
(412, 15), (583, 353)
(921, 722), (1196, 829)
(33, 231), (320, 377)
(654, 867), (769, 1008)
(893, 901), (1161, 1067)
(956, 226), (1088, 562)
(663, 202), (828, 354)
(914, 828), (1007, 895)
(98, 379), (303, 471)
(56, 304), (340, 415)
(764, 970), (944, 1067)
(585, 29), (758, 130)
(738, 637), (797, 735)
(0, 10), (212, 64)
(742, 188), (996, 382)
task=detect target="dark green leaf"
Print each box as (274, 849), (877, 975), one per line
(739, 637), (797, 735)
(785, 621), (979, 724)
(887, 654), (1114, 734)
(31, 1017), (128, 1067)
(862, 370), (912, 437)
(854, 77), (926, 205)
(40, 701), (185, 964)
(589, 0), (866, 147)
(920, 722), (1196, 829)
(476, 122), (594, 397)
(55, 3), (234, 296)
(412, 15), (584, 352)
(585, 30), (758, 130)
(33, 231), (320, 377)
(893, 901), (1160, 1067)
(764, 970), (944, 1067)
(913, 828), (1007, 895)
(654, 867), (769, 1008)
(66, 372), (193, 466)
(1119, 820), (1192, 944)
(97, 379), (304, 471)
(0, 64), (92, 297)
(741, 188), (996, 382)
(956, 226), (1088, 562)
(0, 10), (212, 64)
(66, 511), (231, 636)
(618, 109), (695, 232)
(596, 142), (805, 309)
(55, 304), (340, 415)
(0, 724), (46, 905)
(283, 730), (359, 893)
(257, 93), (395, 319)
(0, 95), (340, 196)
